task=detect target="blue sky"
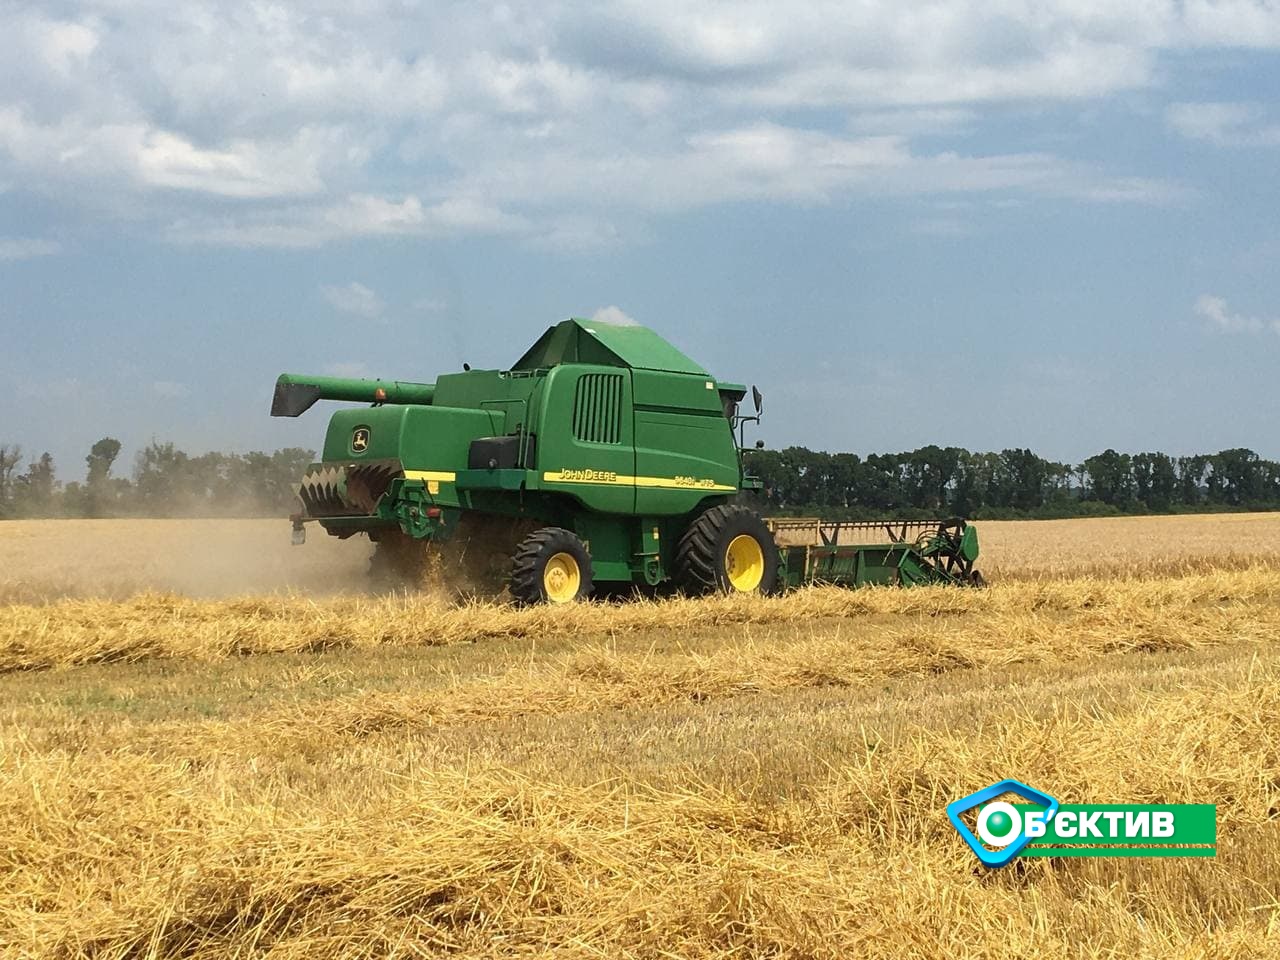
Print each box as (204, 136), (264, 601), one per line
(2, 1), (1280, 480)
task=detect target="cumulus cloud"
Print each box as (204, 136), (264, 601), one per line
(589, 305), (638, 326)
(321, 282), (384, 319)
(0, 109), (340, 199)
(0, 2), (1276, 247)
(1195, 294), (1280, 334)
(0, 237), (60, 260)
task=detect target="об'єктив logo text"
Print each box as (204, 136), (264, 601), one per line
(947, 779), (1216, 868)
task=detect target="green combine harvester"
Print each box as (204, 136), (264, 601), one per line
(272, 318), (981, 603)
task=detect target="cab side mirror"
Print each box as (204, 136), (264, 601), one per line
(752, 385), (763, 415)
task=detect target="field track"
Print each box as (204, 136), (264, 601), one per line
(2, 514), (1279, 957)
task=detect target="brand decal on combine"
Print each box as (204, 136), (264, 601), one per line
(948, 779), (1217, 868)
(557, 468), (619, 483)
(543, 470), (736, 491)
(350, 427), (370, 453)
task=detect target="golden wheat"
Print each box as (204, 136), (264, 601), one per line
(3, 515), (1280, 958)
(1, 563), (1278, 672)
(3, 665), (1277, 958)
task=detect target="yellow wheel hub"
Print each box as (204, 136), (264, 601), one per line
(724, 534), (765, 592)
(542, 552), (581, 603)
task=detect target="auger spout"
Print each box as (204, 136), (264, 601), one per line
(270, 374), (436, 417)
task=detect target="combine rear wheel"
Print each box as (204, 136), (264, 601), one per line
(675, 504), (779, 596)
(510, 527), (594, 605)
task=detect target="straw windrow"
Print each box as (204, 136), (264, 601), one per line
(2, 516), (1280, 957)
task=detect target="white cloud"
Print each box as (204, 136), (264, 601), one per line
(30, 19), (99, 77)
(1166, 102), (1280, 146)
(0, 237), (60, 260)
(0, 1), (1275, 247)
(321, 282), (384, 319)
(532, 216), (626, 252)
(167, 193), (529, 248)
(452, 122), (1186, 214)
(0, 108), (340, 199)
(1180, 0), (1280, 46)
(1195, 294), (1280, 334)
(847, 109), (976, 137)
(590, 305), (638, 326)
(134, 130), (326, 197)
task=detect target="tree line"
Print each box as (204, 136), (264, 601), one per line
(744, 445), (1280, 519)
(2, 437), (1278, 521)
(0, 438), (315, 519)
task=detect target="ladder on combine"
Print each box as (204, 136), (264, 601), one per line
(766, 517), (983, 588)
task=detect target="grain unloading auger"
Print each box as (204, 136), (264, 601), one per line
(271, 318), (982, 603)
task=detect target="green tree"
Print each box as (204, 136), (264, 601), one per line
(1208, 448), (1264, 505)
(1132, 452), (1177, 511)
(742, 448), (786, 509)
(229, 448), (316, 514)
(85, 437), (122, 517)
(1083, 449), (1133, 506)
(991, 449), (1048, 511)
(902, 445), (959, 510)
(14, 452), (56, 516)
(0, 444), (22, 518)
(827, 452), (861, 510)
(1176, 456), (1207, 506)
(1263, 459), (1280, 502)
(1043, 460), (1077, 506)
(133, 440), (192, 515)
(859, 453), (904, 511)
(949, 451), (991, 515)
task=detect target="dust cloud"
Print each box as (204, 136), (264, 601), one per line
(0, 519), (375, 603)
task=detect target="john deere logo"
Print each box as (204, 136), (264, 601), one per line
(351, 427), (370, 453)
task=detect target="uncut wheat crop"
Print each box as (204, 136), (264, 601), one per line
(2, 513), (1279, 959)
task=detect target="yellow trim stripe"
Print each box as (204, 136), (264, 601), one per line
(403, 470), (457, 483)
(543, 470), (736, 492)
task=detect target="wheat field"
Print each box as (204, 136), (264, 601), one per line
(2, 514), (1280, 958)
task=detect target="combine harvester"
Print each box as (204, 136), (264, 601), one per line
(272, 319), (981, 603)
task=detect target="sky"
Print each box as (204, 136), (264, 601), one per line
(2, 0), (1280, 481)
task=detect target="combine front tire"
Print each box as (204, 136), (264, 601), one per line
(510, 527), (594, 605)
(675, 505), (779, 596)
